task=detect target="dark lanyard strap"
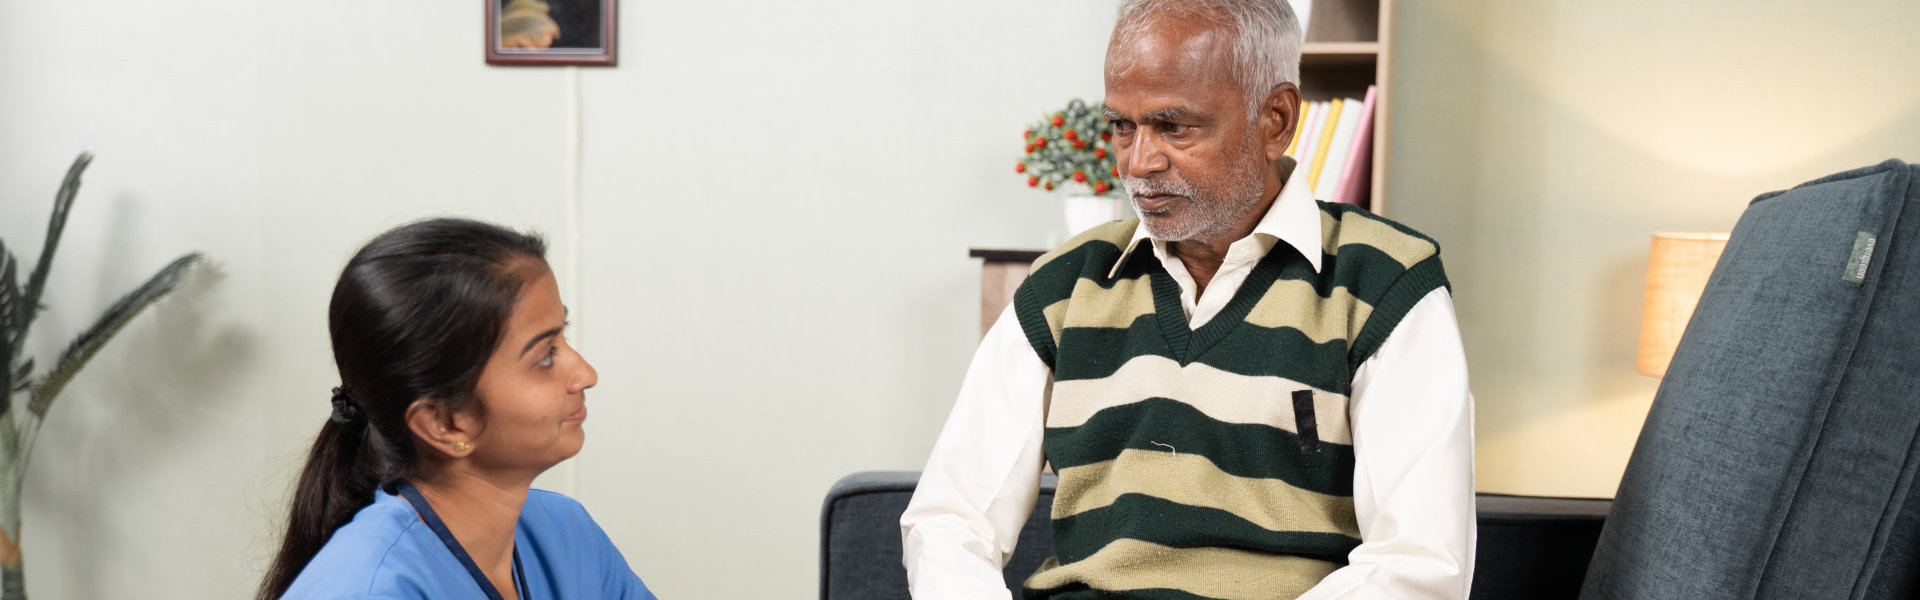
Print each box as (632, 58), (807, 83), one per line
(394, 481), (531, 600)
(514, 548), (531, 600)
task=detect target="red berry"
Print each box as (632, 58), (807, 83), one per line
(1112, 166), (1120, 177)
(1094, 147), (1107, 159)
(1072, 139), (1086, 150)
(1025, 143), (1035, 154)
(1094, 181), (1110, 194)
(1028, 176), (1040, 187)
(1024, 129), (1033, 140)
(1073, 171), (1087, 183)
(1035, 138), (1047, 149)
(1101, 132), (1111, 142)
(1051, 115), (1065, 127)
(1064, 129), (1078, 141)
(1015, 163), (1026, 173)
(1044, 181), (1055, 191)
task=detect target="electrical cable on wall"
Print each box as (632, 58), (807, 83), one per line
(561, 64), (584, 497)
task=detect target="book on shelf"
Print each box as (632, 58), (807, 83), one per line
(1314, 94), (1364, 200)
(1307, 97), (1344, 189)
(1285, 100), (1314, 157)
(1332, 85), (1378, 207)
(1284, 85), (1377, 209)
(1294, 100), (1328, 178)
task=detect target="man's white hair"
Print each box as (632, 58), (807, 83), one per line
(1111, 0), (1303, 118)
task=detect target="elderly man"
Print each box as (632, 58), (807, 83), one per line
(900, 0), (1474, 598)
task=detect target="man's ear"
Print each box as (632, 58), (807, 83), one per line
(1260, 82), (1302, 161)
(405, 398), (481, 458)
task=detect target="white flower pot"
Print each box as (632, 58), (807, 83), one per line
(1062, 192), (1125, 237)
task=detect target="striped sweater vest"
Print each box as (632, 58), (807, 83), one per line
(1013, 203), (1449, 600)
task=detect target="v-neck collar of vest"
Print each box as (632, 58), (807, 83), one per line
(1142, 245), (1297, 363)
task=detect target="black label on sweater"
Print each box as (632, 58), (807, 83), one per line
(1292, 389), (1321, 455)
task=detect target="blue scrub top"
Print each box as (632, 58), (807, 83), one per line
(282, 487), (657, 599)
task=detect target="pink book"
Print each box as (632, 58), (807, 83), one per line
(1334, 85), (1378, 207)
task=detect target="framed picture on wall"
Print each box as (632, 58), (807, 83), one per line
(486, 0), (616, 66)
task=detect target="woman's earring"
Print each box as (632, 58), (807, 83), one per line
(453, 441), (472, 454)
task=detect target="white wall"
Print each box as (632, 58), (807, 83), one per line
(1, 0), (1113, 598)
(1388, 0), (1920, 497)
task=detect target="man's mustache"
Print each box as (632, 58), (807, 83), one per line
(1123, 176), (1193, 198)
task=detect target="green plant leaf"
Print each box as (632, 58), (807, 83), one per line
(27, 252), (200, 419)
(11, 359), (31, 393)
(0, 242), (17, 416)
(0, 409), (20, 547)
(15, 153), (93, 364)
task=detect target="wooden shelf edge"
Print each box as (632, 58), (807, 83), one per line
(1302, 41), (1381, 56)
(969, 248), (1045, 262)
(1302, 41), (1380, 68)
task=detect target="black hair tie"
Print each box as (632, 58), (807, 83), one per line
(330, 386), (363, 424)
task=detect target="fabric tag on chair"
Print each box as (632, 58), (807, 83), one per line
(1844, 231), (1877, 284)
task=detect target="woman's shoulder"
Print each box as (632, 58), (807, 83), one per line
(515, 489), (653, 598)
(516, 488), (623, 556)
(300, 490), (422, 570)
(281, 489), (460, 599)
(526, 487), (586, 508)
(520, 488), (597, 529)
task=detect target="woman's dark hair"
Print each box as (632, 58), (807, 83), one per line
(258, 218), (547, 600)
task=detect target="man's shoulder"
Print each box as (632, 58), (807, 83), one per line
(1314, 201), (1442, 269)
(1028, 218), (1139, 276)
(1017, 218), (1140, 301)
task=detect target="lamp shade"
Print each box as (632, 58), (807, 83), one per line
(1636, 232), (1731, 377)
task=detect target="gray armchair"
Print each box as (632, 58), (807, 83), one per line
(1582, 159), (1920, 599)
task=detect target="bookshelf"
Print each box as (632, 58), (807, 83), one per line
(1301, 0), (1393, 215)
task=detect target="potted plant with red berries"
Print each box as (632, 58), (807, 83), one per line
(1017, 98), (1125, 236)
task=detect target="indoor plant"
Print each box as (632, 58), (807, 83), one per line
(1016, 98), (1125, 234)
(0, 153), (201, 599)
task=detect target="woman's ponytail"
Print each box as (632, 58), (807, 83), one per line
(256, 416), (381, 600)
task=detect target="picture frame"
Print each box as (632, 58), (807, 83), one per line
(486, 0), (617, 66)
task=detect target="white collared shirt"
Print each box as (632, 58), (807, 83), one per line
(901, 163), (1477, 599)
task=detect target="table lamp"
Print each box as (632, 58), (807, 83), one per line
(1636, 232), (1731, 378)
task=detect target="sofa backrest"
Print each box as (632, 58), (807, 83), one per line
(821, 471), (1056, 600)
(822, 471), (1610, 600)
(1584, 159), (1920, 599)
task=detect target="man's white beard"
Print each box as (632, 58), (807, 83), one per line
(1125, 150), (1269, 243)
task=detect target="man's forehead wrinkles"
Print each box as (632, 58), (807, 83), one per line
(1107, 20), (1232, 79)
(1107, 58), (1234, 103)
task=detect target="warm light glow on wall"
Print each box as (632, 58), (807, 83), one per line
(1636, 232), (1730, 377)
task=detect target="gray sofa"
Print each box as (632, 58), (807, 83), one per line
(821, 471), (1610, 600)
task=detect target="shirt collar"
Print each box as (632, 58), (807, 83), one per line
(1108, 158), (1324, 278)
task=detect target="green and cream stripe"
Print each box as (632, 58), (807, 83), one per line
(1052, 450), (1360, 540)
(1025, 539), (1341, 600)
(1047, 355), (1352, 445)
